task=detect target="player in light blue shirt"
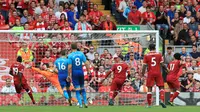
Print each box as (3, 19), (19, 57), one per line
(54, 50), (72, 105)
(68, 43), (90, 108)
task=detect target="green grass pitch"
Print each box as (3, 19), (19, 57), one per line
(0, 106), (199, 112)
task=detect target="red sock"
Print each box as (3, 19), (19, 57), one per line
(112, 91), (118, 99)
(109, 91), (114, 100)
(27, 91), (35, 104)
(170, 91), (180, 102)
(159, 89), (165, 102)
(17, 93), (21, 99)
(147, 92), (152, 106)
(170, 92), (174, 101)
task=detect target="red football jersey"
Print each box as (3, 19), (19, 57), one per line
(143, 51), (163, 76)
(167, 60), (181, 79)
(111, 62), (128, 80)
(10, 62), (26, 83)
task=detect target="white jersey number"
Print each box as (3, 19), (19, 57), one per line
(58, 62), (66, 70)
(75, 58), (81, 66)
(117, 66), (122, 73)
(169, 64), (175, 71)
(151, 57), (156, 66)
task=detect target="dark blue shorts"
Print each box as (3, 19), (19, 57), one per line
(58, 74), (70, 89)
(72, 70), (84, 88)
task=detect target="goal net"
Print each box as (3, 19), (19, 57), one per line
(0, 30), (162, 106)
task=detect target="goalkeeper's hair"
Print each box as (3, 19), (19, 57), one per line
(174, 53), (181, 60)
(71, 42), (77, 50)
(17, 56), (22, 63)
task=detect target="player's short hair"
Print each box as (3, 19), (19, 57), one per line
(167, 47), (172, 50)
(60, 50), (66, 56)
(17, 56), (22, 63)
(149, 44), (156, 51)
(71, 43), (77, 50)
(174, 53), (181, 60)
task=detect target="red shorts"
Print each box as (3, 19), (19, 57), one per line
(146, 74), (164, 87)
(14, 80), (30, 93)
(166, 77), (180, 90)
(110, 78), (125, 91)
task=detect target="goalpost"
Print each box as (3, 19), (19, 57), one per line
(0, 30), (162, 106)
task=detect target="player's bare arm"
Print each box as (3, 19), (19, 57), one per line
(101, 70), (112, 83)
(142, 63), (147, 76)
(161, 62), (169, 73)
(67, 64), (72, 82)
(85, 60), (91, 75)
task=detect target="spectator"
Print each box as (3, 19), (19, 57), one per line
(174, 17), (183, 43)
(123, 1), (132, 19)
(86, 46), (95, 62)
(77, 0), (88, 15)
(164, 47), (174, 65)
(131, 72), (142, 92)
(138, 1), (147, 14)
(188, 60), (198, 73)
(89, 4), (103, 29)
(0, 12), (5, 25)
(1, 79), (16, 93)
(179, 67), (188, 92)
(196, 12), (200, 23)
(20, 23), (33, 40)
(98, 79), (111, 92)
(28, 1), (37, 16)
(180, 47), (190, 57)
(9, 11), (20, 27)
(12, 19), (24, 36)
(99, 15), (116, 31)
(20, 10), (29, 25)
(40, 51), (55, 68)
(195, 24), (200, 39)
(100, 49), (112, 59)
(93, 53), (100, 71)
(167, 5), (176, 28)
(177, 23), (190, 45)
(188, 35), (198, 45)
(47, 85), (58, 93)
(142, 6), (156, 26)
(190, 44), (200, 59)
(185, 0), (196, 16)
(156, 5), (169, 37)
(83, 9), (90, 22)
(183, 11), (192, 24)
(44, 8), (57, 29)
(27, 15), (36, 28)
(55, 5), (68, 20)
(171, 12), (179, 30)
(193, 68), (200, 82)
(30, 79), (38, 93)
(178, 5), (186, 18)
(67, 3), (79, 29)
(121, 80), (135, 92)
(48, 94), (57, 105)
(17, 42), (33, 64)
(185, 55), (192, 67)
(185, 73), (194, 92)
(128, 5), (143, 25)
(134, 0), (144, 9)
(188, 17), (198, 32)
(51, 46), (59, 60)
(118, 0), (129, 24)
(35, 15), (47, 35)
(126, 52), (138, 70)
(58, 13), (68, 28)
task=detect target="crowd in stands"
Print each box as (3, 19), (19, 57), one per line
(0, 0), (200, 106)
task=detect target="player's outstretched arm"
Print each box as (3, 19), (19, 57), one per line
(142, 64), (147, 76)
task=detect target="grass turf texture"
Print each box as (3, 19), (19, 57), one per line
(0, 106), (199, 112)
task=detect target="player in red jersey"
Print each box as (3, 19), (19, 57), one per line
(9, 56), (36, 104)
(142, 44), (168, 108)
(166, 53), (184, 106)
(103, 55), (129, 106)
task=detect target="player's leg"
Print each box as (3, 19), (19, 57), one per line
(14, 84), (22, 99)
(168, 80), (180, 105)
(66, 82), (72, 106)
(109, 79), (118, 106)
(72, 74), (83, 108)
(156, 75), (166, 108)
(22, 83), (36, 104)
(79, 75), (88, 108)
(146, 77), (154, 107)
(113, 79), (125, 99)
(59, 77), (69, 99)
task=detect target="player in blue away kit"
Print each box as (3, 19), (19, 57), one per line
(68, 43), (91, 108)
(54, 50), (72, 105)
